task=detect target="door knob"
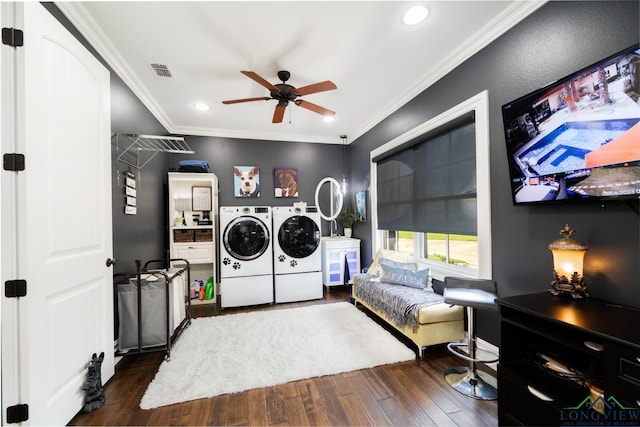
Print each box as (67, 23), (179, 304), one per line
(106, 258), (117, 267)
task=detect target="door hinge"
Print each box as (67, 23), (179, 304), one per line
(6, 404), (29, 423)
(2, 28), (24, 47)
(3, 153), (25, 171)
(5, 279), (27, 298)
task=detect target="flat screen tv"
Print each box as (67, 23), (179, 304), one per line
(501, 44), (640, 205)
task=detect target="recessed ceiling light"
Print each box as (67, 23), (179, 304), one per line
(323, 115), (335, 123)
(194, 103), (210, 111)
(403, 5), (429, 25)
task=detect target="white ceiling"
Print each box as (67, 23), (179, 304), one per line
(57, 1), (543, 144)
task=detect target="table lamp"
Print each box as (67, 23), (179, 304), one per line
(549, 224), (589, 298)
(175, 198), (191, 226)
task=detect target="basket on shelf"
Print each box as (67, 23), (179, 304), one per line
(174, 229), (195, 243)
(195, 229), (213, 242)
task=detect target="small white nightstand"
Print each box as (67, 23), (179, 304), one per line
(321, 237), (361, 287)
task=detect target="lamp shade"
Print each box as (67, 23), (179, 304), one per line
(550, 247), (587, 280)
(175, 198), (191, 212)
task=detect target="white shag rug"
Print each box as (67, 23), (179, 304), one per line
(140, 302), (415, 409)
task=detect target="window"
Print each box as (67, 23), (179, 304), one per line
(424, 233), (478, 269)
(379, 231), (478, 270)
(379, 230), (414, 256)
(370, 91), (492, 280)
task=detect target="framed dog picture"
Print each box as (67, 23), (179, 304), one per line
(234, 166), (261, 197)
(274, 167), (298, 198)
(355, 190), (367, 222)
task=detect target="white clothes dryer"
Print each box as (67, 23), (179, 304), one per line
(219, 206), (273, 308)
(272, 205), (323, 303)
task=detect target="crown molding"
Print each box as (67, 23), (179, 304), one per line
(352, 0), (547, 142)
(170, 125), (338, 144)
(55, 2), (176, 133)
(55, 1), (546, 143)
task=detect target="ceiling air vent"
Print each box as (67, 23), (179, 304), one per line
(148, 63), (173, 78)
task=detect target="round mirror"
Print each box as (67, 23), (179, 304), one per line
(314, 177), (343, 221)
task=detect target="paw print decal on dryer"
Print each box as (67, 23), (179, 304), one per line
(278, 255), (286, 263)
(232, 262), (241, 270)
(289, 260), (298, 268)
(222, 257), (231, 266)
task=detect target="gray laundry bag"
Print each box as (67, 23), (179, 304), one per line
(117, 275), (173, 351)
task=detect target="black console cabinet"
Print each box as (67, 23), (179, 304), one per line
(497, 292), (640, 426)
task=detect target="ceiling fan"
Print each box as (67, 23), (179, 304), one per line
(222, 70), (337, 123)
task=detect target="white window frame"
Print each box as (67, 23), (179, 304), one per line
(369, 90), (492, 281)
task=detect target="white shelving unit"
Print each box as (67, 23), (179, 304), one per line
(321, 237), (361, 287)
(168, 172), (218, 304)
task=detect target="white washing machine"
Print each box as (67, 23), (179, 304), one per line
(272, 205), (323, 303)
(219, 206), (273, 308)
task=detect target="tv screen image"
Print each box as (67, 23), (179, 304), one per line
(502, 45), (640, 205)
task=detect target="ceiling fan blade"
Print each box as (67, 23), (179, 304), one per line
(241, 70), (280, 92)
(222, 97), (271, 104)
(295, 80), (337, 96)
(295, 100), (335, 117)
(272, 104), (286, 123)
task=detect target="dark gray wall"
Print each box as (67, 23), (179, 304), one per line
(170, 137), (344, 221)
(47, 1), (346, 273)
(110, 80), (170, 274)
(350, 1), (640, 344)
(50, 1), (640, 346)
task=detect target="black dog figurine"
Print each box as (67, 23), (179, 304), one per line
(81, 352), (105, 413)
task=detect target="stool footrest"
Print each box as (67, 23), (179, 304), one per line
(447, 342), (499, 364)
(444, 366), (497, 400)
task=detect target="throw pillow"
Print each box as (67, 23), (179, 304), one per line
(366, 249), (412, 276)
(379, 259), (430, 289)
(379, 257), (418, 271)
(417, 260), (435, 292)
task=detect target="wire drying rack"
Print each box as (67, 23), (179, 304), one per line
(114, 133), (194, 170)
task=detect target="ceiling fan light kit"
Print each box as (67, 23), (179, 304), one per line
(222, 70), (337, 123)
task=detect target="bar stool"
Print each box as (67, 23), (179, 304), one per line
(443, 276), (499, 400)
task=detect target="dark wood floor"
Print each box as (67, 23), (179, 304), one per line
(69, 287), (498, 426)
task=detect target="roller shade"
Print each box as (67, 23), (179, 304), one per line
(372, 112), (474, 163)
(376, 120), (477, 235)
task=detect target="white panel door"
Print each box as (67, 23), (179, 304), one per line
(1, 3), (114, 425)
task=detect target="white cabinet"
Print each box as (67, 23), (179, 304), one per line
(321, 237), (361, 287)
(173, 243), (213, 264)
(168, 172), (218, 304)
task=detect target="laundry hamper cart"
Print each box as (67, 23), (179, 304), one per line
(114, 259), (191, 360)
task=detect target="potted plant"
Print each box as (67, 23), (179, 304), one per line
(338, 207), (355, 237)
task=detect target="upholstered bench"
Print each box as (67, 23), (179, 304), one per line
(352, 252), (464, 358)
